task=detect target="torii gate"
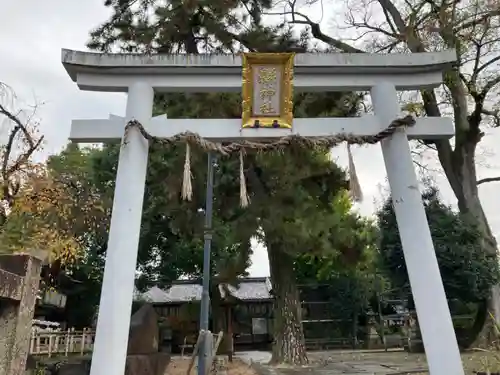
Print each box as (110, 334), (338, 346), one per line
(62, 49), (464, 375)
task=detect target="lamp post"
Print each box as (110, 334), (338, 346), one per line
(198, 152), (216, 375)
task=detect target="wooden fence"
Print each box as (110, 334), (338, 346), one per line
(29, 328), (95, 357)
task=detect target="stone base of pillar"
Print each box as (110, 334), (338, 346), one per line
(122, 304), (170, 375)
(212, 356), (228, 375)
(125, 353), (171, 375)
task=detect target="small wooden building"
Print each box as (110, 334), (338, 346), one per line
(34, 288), (68, 325)
(137, 277), (273, 353)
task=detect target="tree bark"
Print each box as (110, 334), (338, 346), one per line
(226, 306), (234, 362)
(210, 283), (227, 339)
(456, 299), (488, 349)
(451, 146), (499, 345)
(267, 243), (308, 366)
(436, 119), (500, 345)
(421, 85), (500, 344)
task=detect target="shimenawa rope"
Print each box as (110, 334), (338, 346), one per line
(347, 143), (363, 202)
(182, 142), (193, 201)
(122, 115), (415, 207)
(239, 149), (250, 208)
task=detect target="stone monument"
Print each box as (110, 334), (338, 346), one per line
(125, 304), (170, 375)
(0, 254), (45, 375)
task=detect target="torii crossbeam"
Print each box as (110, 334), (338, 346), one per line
(70, 115), (454, 143)
(62, 48), (464, 375)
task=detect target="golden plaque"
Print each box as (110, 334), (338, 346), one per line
(241, 53), (295, 129)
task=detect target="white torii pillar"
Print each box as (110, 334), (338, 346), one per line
(372, 83), (462, 374)
(86, 111), (169, 375)
(62, 49), (464, 375)
(88, 82), (153, 375)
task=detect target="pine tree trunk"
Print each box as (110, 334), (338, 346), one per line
(267, 244), (308, 366)
(210, 284), (227, 340)
(226, 306), (234, 362)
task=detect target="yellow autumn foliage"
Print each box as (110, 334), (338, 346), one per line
(0, 84), (105, 265)
(0, 168), (106, 265)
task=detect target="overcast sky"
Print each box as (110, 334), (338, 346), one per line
(1, 0), (500, 278)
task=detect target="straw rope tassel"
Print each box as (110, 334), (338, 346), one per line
(239, 150), (250, 208)
(181, 142), (193, 201)
(347, 143), (363, 202)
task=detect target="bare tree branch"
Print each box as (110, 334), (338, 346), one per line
(475, 55), (500, 79)
(0, 84), (44, 209)
(477, 176), (500, 185)
(454, 10), (500, 33)
(481, 76), (500, 97)
(482, 108), (500, 127)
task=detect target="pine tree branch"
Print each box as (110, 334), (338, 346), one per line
(264, 10), (364, 53)
(291, 17), (364, 53)
(376, 0), (407, 33)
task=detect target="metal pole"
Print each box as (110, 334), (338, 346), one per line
(198, 152), (215, 375)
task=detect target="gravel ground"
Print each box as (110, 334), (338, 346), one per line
(166, 357), (258, 375)
(237, 349), (500, 374)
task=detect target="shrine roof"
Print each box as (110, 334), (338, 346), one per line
(138, 277), (273, 304)
(62, 49), (457, 81)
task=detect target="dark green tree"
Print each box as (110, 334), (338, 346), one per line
(153, 95), (363, 365)
(377, 186), (500, 347)
(82, 100), (361, 364)
(86, 0), (365, 365)
(293, 193), (381, 345)
(87, 0), (302, 54)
